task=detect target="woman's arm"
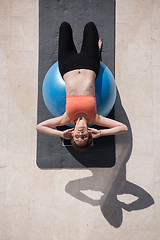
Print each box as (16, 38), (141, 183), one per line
(36, 112), (71, 138)
(92, 114), (128, 137)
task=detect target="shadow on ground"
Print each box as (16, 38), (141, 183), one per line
(65, 90), (154, 228)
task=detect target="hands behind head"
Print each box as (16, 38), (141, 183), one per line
(62, 127), (101, 140)
(88, 127), (101, 139)
(62, 128), (74, 139)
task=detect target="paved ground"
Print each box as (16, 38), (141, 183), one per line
(0, 0), (159, 239)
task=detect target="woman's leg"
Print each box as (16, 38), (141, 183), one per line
(80, 22), (101, 75)
(80, 22), (99, 58)
(58, 22), (77, 77)
(58, 22), (77, 61)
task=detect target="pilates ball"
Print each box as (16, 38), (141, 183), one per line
(42, 61), (116, 126)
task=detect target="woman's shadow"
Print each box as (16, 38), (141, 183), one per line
(65, 90), (154, 228)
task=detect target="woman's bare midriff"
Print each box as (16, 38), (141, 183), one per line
(63, 69), (96, 96)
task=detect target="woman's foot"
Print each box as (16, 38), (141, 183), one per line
(98, 39), (103, 61)
(98, 39), (103, 52)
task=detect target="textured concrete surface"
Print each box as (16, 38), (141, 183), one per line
(0, 0), (160, 239)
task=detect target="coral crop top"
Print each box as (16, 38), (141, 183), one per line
(66, 95), (97, 125)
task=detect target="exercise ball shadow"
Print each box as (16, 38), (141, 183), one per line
(65, 89), (154, 228)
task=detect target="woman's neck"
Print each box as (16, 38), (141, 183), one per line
(74, 114), (88, 126)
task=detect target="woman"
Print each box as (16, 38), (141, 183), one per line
(36, 22), (128, 151)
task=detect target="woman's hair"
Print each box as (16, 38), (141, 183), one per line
(70, 133), (93, 151)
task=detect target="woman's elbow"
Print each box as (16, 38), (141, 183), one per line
(122, 124), (128, 133)
(36, 123), (43, 131)
(36, 125), (39, 131)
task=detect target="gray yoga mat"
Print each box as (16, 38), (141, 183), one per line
(37, 0), (116, 168)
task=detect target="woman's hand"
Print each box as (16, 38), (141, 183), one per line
(88, 127), (101, 139)
(62, 128), (74, 139)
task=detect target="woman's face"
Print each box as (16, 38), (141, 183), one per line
(72, 127), (89, 146)
(72, 117), (90, 146)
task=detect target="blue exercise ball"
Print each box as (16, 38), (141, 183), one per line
(42, 61), (116, 126)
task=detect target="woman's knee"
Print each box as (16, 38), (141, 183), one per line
(59, 21), (72, 30)
(84, 21), (96, 30)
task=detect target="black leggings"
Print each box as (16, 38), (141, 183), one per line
(58, 22), (101, 78)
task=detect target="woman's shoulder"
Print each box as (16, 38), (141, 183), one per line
(92, 113), (108, 125)
(61, 112), (71, 125)
(93, 113), (101, 122)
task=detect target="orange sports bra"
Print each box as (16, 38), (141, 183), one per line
(66, 95), (97, 125)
